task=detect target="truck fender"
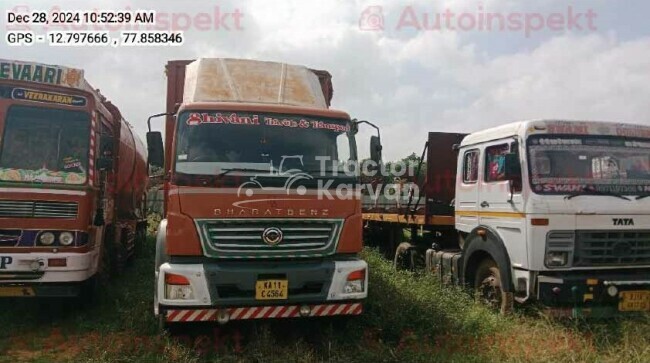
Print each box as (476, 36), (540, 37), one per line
(154, 219), (169, 273)
(462, 226), (513, 292)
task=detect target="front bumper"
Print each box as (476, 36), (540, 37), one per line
(165, 302), (363, 323)
(156, 258), (367, 322)
(536, 270), (650, 317)
(0, 251), (97, 297)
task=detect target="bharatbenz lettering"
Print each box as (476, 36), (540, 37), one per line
(364, 120), (650, 317)
(149, 58), (370, 327)
(0, 59), (148, 298)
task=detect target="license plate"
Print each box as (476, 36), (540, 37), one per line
(619, 291), (650, 312)
(255, 279), (288, 300)
(0, 286), (35, 297)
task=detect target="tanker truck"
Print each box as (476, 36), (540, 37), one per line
(364, 121), (650, 317)
(147, 58), (376, 327)
(0, 59), (148, 298)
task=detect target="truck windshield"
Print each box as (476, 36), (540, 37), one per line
(174, 111), (357, 187)
(0, 105), (90, 185)
(527, 135), (650, 195)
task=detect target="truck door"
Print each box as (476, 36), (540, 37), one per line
(455, 148), (480, 233)
(478, 140), (526, 266)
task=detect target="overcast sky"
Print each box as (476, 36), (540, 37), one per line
(2, 0), (649, 160)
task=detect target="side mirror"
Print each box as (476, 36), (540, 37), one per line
(504, 152), (521, 180)
(147, 131), (164, 168)
(370, 135), (382, 164)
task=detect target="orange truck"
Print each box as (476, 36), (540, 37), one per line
(148, 58), (373, 326)
(0, 59), (148, 298)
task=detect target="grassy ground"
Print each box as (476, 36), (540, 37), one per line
(0, 238), (648, 363)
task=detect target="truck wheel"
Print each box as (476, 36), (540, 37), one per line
(474, 259), (513, 314)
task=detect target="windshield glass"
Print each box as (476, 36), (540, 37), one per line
(0, 105), (90, 185)
(174, 111), (356, 187)
(527, 135), (650, 195)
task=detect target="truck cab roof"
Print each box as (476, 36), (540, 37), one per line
(183, 58), (332, 110)
(461, 119), (650, 147)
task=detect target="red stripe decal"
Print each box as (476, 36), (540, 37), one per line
(352, 304), (363, 315)
(195, 310), (208, 321)
(311, 305), (324, 316)
(274, 306), (287, 318)
(166, 310), (179, 321)
(180, 310), (192, 322)
(243, 307), (258, 320)
(262, 306), (276, 319)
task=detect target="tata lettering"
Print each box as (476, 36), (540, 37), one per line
(613, 218), (634, 226)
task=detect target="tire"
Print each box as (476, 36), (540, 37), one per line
(474, 258), (514, 315)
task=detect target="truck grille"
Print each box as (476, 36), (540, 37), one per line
(0, 200), (78, 219)
(196, 219), (343, 259)
(575, 230), (650, 266)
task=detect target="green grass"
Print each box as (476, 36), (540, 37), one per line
(0, 239), (648, 362)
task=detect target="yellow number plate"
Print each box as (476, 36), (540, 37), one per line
(619, 291), (650, 312)
(255, 279), (288, 300)
(0, 286), (35, 297)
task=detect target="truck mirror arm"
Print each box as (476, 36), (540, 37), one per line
(354, 119), (383, 165)
(147, 112), (173, 132)
(353, 119), (381, 144)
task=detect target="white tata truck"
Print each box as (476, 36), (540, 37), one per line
(364, 120), (650, 317)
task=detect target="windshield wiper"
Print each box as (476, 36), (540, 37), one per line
(216, 168), (268, 178)
(565, 190), (631, 201)
(636, 194), (650, 200)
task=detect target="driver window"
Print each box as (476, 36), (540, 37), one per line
(484, 143), (522, 192)
(485, 144), (510, 182)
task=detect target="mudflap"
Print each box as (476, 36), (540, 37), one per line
(426, 249), (464, 286)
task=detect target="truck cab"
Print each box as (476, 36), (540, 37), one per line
(455, 120), (650, 316)
(0, 59), (147, 298)
(150, 58), (368, 325)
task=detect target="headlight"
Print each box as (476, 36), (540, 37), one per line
(165, 285), (194, 300)
(545, 251), (569, 267)
(545, 231), (574, 268)
(164, 273), (194, 300)
(343, 269), (366, 294)
(59, 232), (74, 246)
(39, 232), (55, 246)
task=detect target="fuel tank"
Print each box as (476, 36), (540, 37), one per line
(103, 101), (148, 220)
(116, 120), (147, 219)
